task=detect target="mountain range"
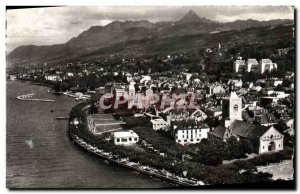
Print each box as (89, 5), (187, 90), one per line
(7, 10), (293, 67)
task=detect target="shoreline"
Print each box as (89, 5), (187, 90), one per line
(15, 79), (54, 88)
(68, 131), (199, 187)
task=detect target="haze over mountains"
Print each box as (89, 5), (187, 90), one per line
(7, 10), (293, 67)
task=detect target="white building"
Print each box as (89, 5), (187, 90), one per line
(260, 59), (277, 74)
(209, 84), (225, 95)
(258, 126), (284, 154)
(66, 72), (74, 77)
(171, 121), (210, 146)
(45, 75), (60, 81)
(9, 75), (17, 81)
(190, 108), (208, 121)
(285, 118), (294, 136)
(113, 130), (139, 146)
(227, 79), (243, 88)
(246, 59), (260, 72)
(234, 58), (277, 74)
(151, 118), (169, 131)
(233, 59), (246, 73)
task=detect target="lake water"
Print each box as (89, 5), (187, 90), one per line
(6, 81), (174, 189)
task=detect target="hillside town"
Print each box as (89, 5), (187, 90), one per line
(6, 7), (295, 189)
(8, 39), (295, 184)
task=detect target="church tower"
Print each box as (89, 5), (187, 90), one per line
(222, 84), (242, 128)
(128, 82), (136, 109)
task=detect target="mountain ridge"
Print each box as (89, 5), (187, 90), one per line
(7, 10), (294, 67)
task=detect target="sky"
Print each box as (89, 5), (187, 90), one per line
(6, 6), (294, 53)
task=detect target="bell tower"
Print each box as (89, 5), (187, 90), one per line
(222, 85), (242, 128)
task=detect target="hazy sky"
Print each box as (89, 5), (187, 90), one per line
(6, 6), (294, 53)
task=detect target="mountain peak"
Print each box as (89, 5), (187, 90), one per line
(178, 10), (215, 24)
(179, 10), (201, 23)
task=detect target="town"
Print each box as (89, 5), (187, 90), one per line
(7, 38), (295, 185)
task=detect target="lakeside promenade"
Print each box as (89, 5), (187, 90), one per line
(69, 103), (204, 187)
(69, 132), (198, 187)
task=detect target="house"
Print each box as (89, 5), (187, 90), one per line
(284, 118), (294, 136)
(150, 118), (169, 131)
(112, 130), (139, 146)
(242, 97), (258, 109)
(277, 47), (293, 56)
(126, 73), (133, 82)
(285, 118), (294, 131)
(171, 120), (210, 146)
(189, 108), (208, 121)
(45, 74), (60, 81)
(9, 75), (17, 81)
(66, 72), (74, 77)
(165, 108), (189, 124)
(260, 91), (290, 106)
(209, 120), (284, 154)
(255, 113), (278, 126)
(227, 79), (243, 88)
(209, 84), (225, 95)
(206, 106), (222, 120)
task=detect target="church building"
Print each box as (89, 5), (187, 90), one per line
(209, 86), (284, 154)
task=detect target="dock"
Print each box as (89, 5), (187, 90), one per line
(57, 117), (70, 120)
(16, 94), (55, 102)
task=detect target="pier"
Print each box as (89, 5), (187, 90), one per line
(16, 93), (55, 102)
(57, 117), (70, 120)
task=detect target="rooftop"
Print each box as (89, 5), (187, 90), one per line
(113, 130), (139, 138)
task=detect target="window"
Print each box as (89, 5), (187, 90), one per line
(182, 135), (185, 138)
(129, 138), (132, 141)
(262, 146), (264, 149)
(121, 138), (127, 142)
(184, 140), (187, 142)
(279, 144), (280, 147)
(191, 139), (194, 142)
(233, 104), (238, 112)
(116, 138), (120, 142)
(197, 139), (200, 141)
(134, 138), (138, 141)
(178, 140), (181, 143)
(270, 135), (273, 139)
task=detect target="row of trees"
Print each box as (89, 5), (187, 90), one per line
(189, 137), (256, 166)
